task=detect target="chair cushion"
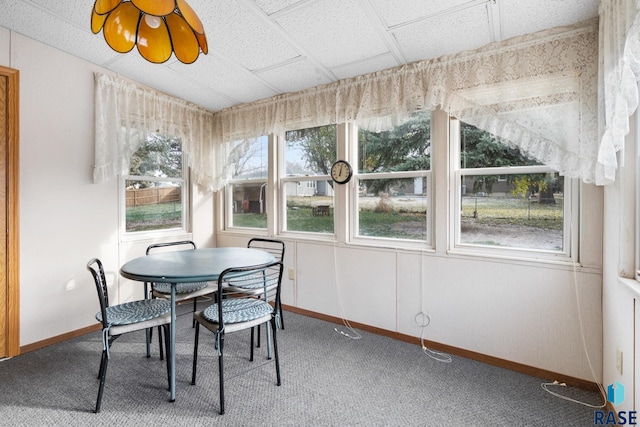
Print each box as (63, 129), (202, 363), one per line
(95, 299), (171, 326)
(203, 298), (272, 324)
(153, 281), (210, 294)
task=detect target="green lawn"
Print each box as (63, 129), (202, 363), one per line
(461, 195), (563, 230)
(233, 208), (425, 238)
(126, 202), (182, 232)
(130, 195), (563, 238)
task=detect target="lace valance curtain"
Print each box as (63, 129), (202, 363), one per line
(93, 73), (216, 189)
(213, 20), (599, 184)
(95, 18), (608, 190)
(597, 0), (640, 185)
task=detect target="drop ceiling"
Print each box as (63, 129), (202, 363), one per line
(0, 0), (600, 112)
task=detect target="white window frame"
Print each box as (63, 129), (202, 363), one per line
(351, 170), (433, 248)
(278, 175), (336, 239)
(450, 119), (578, 262)
(277, 125), (338, 240)
(636, 164), (639, 281)
(636, 102), (640, 282)
(350, 112), (434, 249)
(224, 178), (269, 232)
(222, 135), (272, 234)
(120, 152), (189, 240)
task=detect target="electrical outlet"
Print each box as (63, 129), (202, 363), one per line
(288, 268), (295, 280)
(616, 348), (623, 375)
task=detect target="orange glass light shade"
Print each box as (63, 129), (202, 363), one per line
(91, 0), (207, 64)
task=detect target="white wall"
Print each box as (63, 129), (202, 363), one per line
(218, 231), (603, 381)
(0, 30), (214, 346)
(0, 27), (9, 65)
(602, 112), (639, 413)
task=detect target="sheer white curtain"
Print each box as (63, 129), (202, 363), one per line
(598, 0), (640, 184)
(95, 19), (603, 190)
(213, 20), (599, 184)
(93, 73), (217, 189)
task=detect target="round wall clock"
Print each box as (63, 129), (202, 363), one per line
(330, 160), (353, 184)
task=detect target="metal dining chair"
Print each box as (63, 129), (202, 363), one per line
(224, 238), (285, 357)
(145, 240), (216, 359)
(87, 258), (172, 413)
(191, 261), (284, 415)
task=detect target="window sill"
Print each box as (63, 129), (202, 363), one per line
(120, 229), (192, 244)
(446, 247), (598, 272)
(618, 277), (640, 300)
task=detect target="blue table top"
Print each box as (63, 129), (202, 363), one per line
(120, 247), (275, 283)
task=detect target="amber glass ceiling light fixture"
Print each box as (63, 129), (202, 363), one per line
(91, 0), (208, 64)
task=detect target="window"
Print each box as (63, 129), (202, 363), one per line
(123, 133), (187, 234)
(354, 111), (432, 244)
(636, 104), (640, 282)
(454, 121), (572, 257)
(281, 125), (336, 235)
(225, 136), (268, 230)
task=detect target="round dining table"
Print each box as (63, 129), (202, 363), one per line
(120, 246), (275, 401)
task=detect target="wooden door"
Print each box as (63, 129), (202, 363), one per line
(0, 66), (19, 358)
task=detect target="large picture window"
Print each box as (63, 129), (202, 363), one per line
(354, 111), (432, 244)
(123, 133), (187, 234)
(454, 122), (572, 256)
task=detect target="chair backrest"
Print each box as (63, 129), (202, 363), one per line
(87, 258), (110, 329)
(216, 261), (284, 326)
(246, 239), (285, 301)
(146, 240), (196, 255)
(247, 238), (285, 262)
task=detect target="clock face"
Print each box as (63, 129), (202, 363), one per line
(331, 160), (353, 184)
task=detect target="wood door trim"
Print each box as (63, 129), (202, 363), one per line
(0, 66), (20, 357)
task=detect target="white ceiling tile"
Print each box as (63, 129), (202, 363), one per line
(27, 0), (93, 28)
(105, 55), (228, 111)
(275, 0), (389, 68)
(254, 0), (304, 15)
(392, 3), (492, 63)
(196, 0), (300, 71)
(369, 0), (472, 28)
(501, 0), (599, 40)
(1, 0), (601, 112)
(177, 86), (240, 112)
(0, 0), (120, 66)
(330, 53), (399, 80)
(257, 58), (333, 93)
(168, 54), (278, 105)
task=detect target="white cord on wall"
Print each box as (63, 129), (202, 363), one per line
(540, 215), (605, 408)
(332, 244), (361, 340)
(417, 250), (451, 363)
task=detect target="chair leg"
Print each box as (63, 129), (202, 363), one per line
(279, 300), (285, 329)
(146, 328), (151, 358)
(218, 334), (225, 415)
(270, 317), (281, 386)
(158, 325), (164, 361)
(250, 327), (255, 362)
(265, 323), (273, 360)
(97, 348), (106, 379)
(191, 322), (200, 385)
(256, 324), (261, 348)
(95, 350), (109, 413)
(163, 324), (171, 391)
(192, 298), (197, 328)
